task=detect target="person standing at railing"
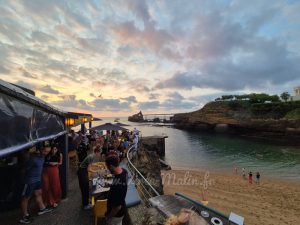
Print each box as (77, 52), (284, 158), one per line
(133, 134), (139, 152)
(105, 155), (128, 225)
(133, 127), (139, 136)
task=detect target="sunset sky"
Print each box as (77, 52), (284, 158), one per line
(1, 0), (300, 117)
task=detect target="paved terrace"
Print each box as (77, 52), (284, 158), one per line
(0, 164), (133, 225)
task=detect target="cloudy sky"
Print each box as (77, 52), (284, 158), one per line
(1, 0), (300, 117)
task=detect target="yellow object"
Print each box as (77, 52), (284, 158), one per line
(89, 162), (107, 179)
(93, 199), (107, 225)
(68, 150), (79, 168)
(106, 174), (113, 178)
(65, 118), (75, 126)
(90, 162), (106, 170)
(200, 201), (209, 206)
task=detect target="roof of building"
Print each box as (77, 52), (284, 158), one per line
(0, 79), (65, 116)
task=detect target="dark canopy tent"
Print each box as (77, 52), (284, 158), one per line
(91, 122), (128, 131)
(0, 79), (68, 210)
(0, 80), (66, 157)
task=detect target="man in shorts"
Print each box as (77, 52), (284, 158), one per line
(20, 144), (53, 224)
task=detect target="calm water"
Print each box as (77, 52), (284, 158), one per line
(78, 118), (300, 181)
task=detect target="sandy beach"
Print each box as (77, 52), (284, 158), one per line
(161, 168), (300, 225)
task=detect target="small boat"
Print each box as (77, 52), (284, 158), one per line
(114, 118), (120, 122)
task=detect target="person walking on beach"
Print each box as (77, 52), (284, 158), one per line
(256, 172), (260, 184)
(242, 168), (246, 179)
(77, 145), (101, 210)
(248, 171), (253, 184)
(20, 144), (53, 224)
(234, 167), (238, 175)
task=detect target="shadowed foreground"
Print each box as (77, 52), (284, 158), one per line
(0, 168), (98, 225)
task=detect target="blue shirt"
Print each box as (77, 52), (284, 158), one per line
(25, 154), (44, 184)
(123, 141), (129, 149)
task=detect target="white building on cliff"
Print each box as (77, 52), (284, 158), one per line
(292, 86), (300, 101)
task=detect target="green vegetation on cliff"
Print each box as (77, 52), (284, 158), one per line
(285, 108), (300, 119)
(173, 93), (300, 125)
(214, 93), (300, 120)
(250, 101), (300, 119)
(172, 93), (300, 141)
(216, 93), (280, 103)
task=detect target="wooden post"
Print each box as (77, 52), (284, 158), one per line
(59, 134), (68, 198)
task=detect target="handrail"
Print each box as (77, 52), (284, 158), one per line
(127, 144), (160, 197)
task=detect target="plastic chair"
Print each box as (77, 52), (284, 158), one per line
(93, 199), (107, 225)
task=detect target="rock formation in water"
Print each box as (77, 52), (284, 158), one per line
(128, 111), (144, 122)
(172, 101), (300, 144)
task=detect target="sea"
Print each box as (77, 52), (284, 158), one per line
(75, 117), (300, 181)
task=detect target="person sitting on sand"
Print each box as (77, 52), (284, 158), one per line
(256, 172), (260, 184)
(248, 171), (253, 184)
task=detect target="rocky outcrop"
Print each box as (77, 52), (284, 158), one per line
(128, 146), (166, 225)
(172, 101), (300, 144)
(128, 204), (165, 225)
(131, 146), (164, 194)
(128, 111), (144, 122)
(141, 136), (167, 157)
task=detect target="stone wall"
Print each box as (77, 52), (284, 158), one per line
(141, 136), (166, 157)
(131, 146), (164, 195)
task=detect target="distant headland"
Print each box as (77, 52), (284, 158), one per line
(172, 93), (300, 144)
(128, 92), (300, 144)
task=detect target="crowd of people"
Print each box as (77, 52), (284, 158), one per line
(70, 128), (139, 225)
(69, 128), (139, 163)
(19, 127), (139, 225)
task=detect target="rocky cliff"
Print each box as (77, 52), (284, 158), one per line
(172, 101), (300, 144)
(128, 145), (165, 225)
(131, 146), (164, 195)
(128, 111), (144, 122)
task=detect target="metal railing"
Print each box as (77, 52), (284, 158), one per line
(126, 143), (160, 205)
(125, 133), (244, 224)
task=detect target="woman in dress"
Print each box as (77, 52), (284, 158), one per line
(42, 143), (62, 208)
